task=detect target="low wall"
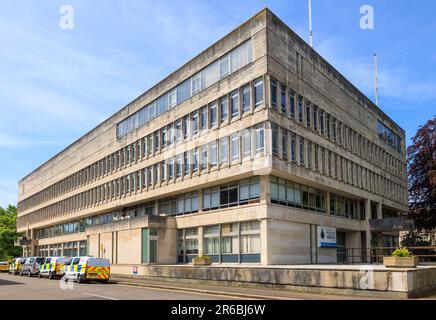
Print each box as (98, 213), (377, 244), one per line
(111, 264), (436, 298)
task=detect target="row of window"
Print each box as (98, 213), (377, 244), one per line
(36, 241), (86, 257)
(177, 221), (261, 263)
(34, 202), (155, 240)
(377, 121), (402, 152)
(271, 176), (364, 220)
(270, 78), (404, 179)
(19, 122), (266, 231)
(18, 76), (264, 213)
(270, 122), (407, 205)
(116, 40), (253, 138)
(34, 177), (260, 240)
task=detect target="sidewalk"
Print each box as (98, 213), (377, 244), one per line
(109, 275), (377, 300)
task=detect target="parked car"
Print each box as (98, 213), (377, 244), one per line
(64, 256), (110, 283)
(20, 257), (44, 277)
(0, 261), (9, 272)
(9, 257), (25, 275)
(39, 256), (69, 279)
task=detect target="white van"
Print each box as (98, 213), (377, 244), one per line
(64, 256), (110, 283)
(39, 256), (69, 279)
(20, 257), (44, 277)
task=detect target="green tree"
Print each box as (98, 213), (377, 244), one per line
(0, 205), (22, 260)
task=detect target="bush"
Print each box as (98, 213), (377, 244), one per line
(392, 248), (412, 257)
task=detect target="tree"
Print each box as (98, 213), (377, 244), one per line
(0, 205), (22, 260)
(407, 116), (436, 234)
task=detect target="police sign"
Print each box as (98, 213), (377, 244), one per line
(317, 226), (337, 248)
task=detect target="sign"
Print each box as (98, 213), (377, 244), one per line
(132, 266), (138, 275)
(317, 226), (337, 248)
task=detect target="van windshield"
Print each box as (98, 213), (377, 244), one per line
(36, 258), (44, 264)
(45, 258), (51, 264)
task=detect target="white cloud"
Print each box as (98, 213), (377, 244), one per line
(316, 37), (436, 106)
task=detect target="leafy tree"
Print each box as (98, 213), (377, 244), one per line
(407, 116), (436, 233)
(0, 205), (22, 260)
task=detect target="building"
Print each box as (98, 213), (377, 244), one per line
(16, 9), (409, 268)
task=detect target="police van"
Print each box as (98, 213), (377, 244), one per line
(63, 256), (110, 283)
(9, 257), (25, 275)
(39, 256), (69, 279)
(20, 257), (44, 276)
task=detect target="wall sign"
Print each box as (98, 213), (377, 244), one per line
(317, 226), (337, 248)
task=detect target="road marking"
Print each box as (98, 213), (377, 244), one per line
(82, 292), (119, 300)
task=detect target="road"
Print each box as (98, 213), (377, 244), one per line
(0, 272), (237, 300)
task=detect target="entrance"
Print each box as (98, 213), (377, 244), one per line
(336, 231), (346, 263)
(141, 228), (158, 264)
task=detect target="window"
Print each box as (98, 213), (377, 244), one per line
(282, 129), (288, 160)
(168, 89), (177, 108)
(183, 115), (189, 139)
(290, 133), (296, 162)
(313, 105), (318, 131)
(191, 74), (201, 95)
(210, 141), (217, 166)
(201, 145), (208, 171)
(154, 131), (160, 153)
(219, 55), (230, 78)
(220, 96), (228, 123)
(176, 156), (182, 178)
(231, 90), (239, 118)
(221, 223), (238, 254)
(200, 107), (207, 131)
(204, 225), (220, 255)
(191, 111), (199, 136)
(242, 129), (251, 158)
(240, 222), (260, 254)
(255, 123), (264, 154)
(231, 133), (239, 161)
(306, 101), (311, 128)
(183, 152), (189, 176)
(280, 85), (286, 113)
(270, 78), (277, 109)
(242, 85), (251, 113)
(210, 102), (217, 127)
(175, 120), (182, 142)
(272, 124), (278, 156)
(289, 90), (295, 118)
(320, 110), (325, 134)
(220, 137), (229, 165)
(192, 148), (199, 173)
(254, 78), (263, 107)
(299, 137), (305, 165)
(298, 95), (303, 123)
(161, 128), (167, 149)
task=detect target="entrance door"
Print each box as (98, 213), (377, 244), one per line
(141, 228), (158, 264)
(336, 231), (346, 263)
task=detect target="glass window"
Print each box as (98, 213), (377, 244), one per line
(242, 85), (250, 113)
(220, 137), (229, 165)
(201, 145), (208, 171)
(280, 85), (286, 113)
(191, 74), (201, 95)
(210, 141), (217, 166)
(220, 96), (227, 123)
(270, 78), (277, 109)
(289, 90), (295, 118)
(231, 133), (239, 161)
(210, 102), (217, 127)
(298, 95), (303, 123)
(231, 90), (239, 118)
(255, 123), (264, 154)
(242, 129), (251, 158)
(200, 107), (207, 131)
(254, 78), (263, 107)
(272, 124), (278, 156)
(191, 111), (199, 136)
(219, 55), (230, 78)
(168, 89), (177, 108)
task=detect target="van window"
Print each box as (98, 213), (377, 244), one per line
(72, 258), (80, 265)
(20, 258), (26, 263)
(29, 258), (34, 263)
(36, 258), (44, 264)
(45, 258), (51, 264)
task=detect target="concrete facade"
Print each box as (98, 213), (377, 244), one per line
(16, 9), (408, 271)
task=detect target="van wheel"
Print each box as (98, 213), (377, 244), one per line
(19, 271), (22, 276)
(48, 272), (54, 280)
(38, 273), (42, 278)
(28, 271), (32, 277)
(77, 274), (82, 283)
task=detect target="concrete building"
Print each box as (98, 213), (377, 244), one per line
(16, 9), (409, 268)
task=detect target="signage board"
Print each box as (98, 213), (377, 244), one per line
(317, 226), (337, 248)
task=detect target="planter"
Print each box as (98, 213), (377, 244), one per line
(383, 256), (419, 268)
(192, 257), (212, 266)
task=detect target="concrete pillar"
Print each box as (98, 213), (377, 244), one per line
(260, 219), (268, 266)
(365, 199), (372, 262)
(377, 202), (383, 219)
(198, 227), (204, 257)
(260, 175), (270, 205)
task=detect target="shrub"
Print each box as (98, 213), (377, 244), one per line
(392, 248), (412, 257)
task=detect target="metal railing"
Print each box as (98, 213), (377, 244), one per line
(338, 246), (436, 264)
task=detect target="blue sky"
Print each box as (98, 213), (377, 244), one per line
(0, 0), (435, 207)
